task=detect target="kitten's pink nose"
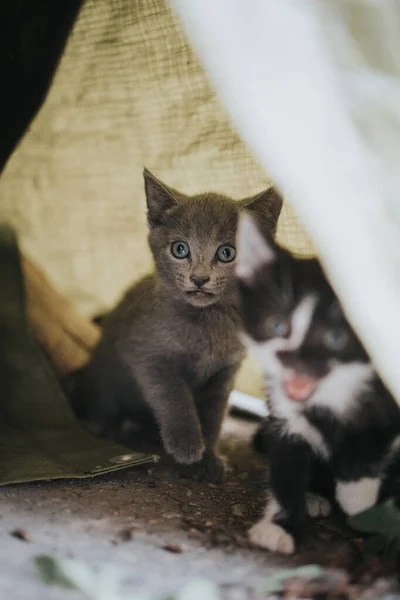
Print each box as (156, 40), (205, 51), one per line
(190, 275), (210, 288)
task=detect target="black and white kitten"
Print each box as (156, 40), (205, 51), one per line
(235, 212), (400, 554)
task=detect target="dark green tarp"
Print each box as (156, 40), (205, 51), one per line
(0, 225), (154, 485)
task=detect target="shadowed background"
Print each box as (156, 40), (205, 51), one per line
(0, 0), (313, 398)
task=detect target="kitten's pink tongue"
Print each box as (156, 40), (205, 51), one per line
(283, 376), (318, 402)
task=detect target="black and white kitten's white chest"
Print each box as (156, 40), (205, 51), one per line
(266, 362), (377, 460)
(271, 381), (400, 467)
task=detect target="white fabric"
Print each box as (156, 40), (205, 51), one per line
(171, 0), (400, 403)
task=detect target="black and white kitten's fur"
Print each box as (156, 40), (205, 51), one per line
(69, 170), (282, 482)
(235, 212), (400, 554)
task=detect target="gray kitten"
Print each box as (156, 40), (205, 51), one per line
(71, 169), (282, 482)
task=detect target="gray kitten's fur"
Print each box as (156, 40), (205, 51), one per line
(71, 169), (282, 481)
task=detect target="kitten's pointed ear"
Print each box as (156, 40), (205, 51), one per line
(143, 168), (178, 228)
(239, 187), (283, 236)
(235, 212), (276, 281)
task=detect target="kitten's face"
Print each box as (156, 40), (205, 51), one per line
(151, 194), (238, 307)
(143, 170), (283, 308)
(235, 214), (373, 414)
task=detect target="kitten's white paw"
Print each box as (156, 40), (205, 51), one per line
(306, 493), (332, 518)
(336, 478), (380, 516)
(249, 520), (295, 555)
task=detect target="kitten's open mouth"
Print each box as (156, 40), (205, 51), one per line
(283, 375), (319, 402)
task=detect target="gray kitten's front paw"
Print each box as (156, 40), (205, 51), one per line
(164, 432), (205, 465)
(178, 453), (226, 483)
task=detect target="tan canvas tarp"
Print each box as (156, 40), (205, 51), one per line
(0, 0), (312, 399)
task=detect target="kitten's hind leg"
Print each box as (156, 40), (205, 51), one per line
(67, 356), (153, 451)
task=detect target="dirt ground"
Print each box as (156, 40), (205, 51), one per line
(0, 416), (391, 600)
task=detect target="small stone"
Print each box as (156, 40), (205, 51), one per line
(232, 504), (246, 517)
(211, 530), (231, 546)
(162, 544), (182, 554)
(11, 529), (30, 542)
(118, 527), (135, 542)
(188, 528), (202, 536)
(180, 503), (193, 514)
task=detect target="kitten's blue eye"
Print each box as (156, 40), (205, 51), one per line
(265, 315), (290, 338)
(216, 245), (236, 263)
(171, 241), (190, 259)
(323, 329), (349, 351)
